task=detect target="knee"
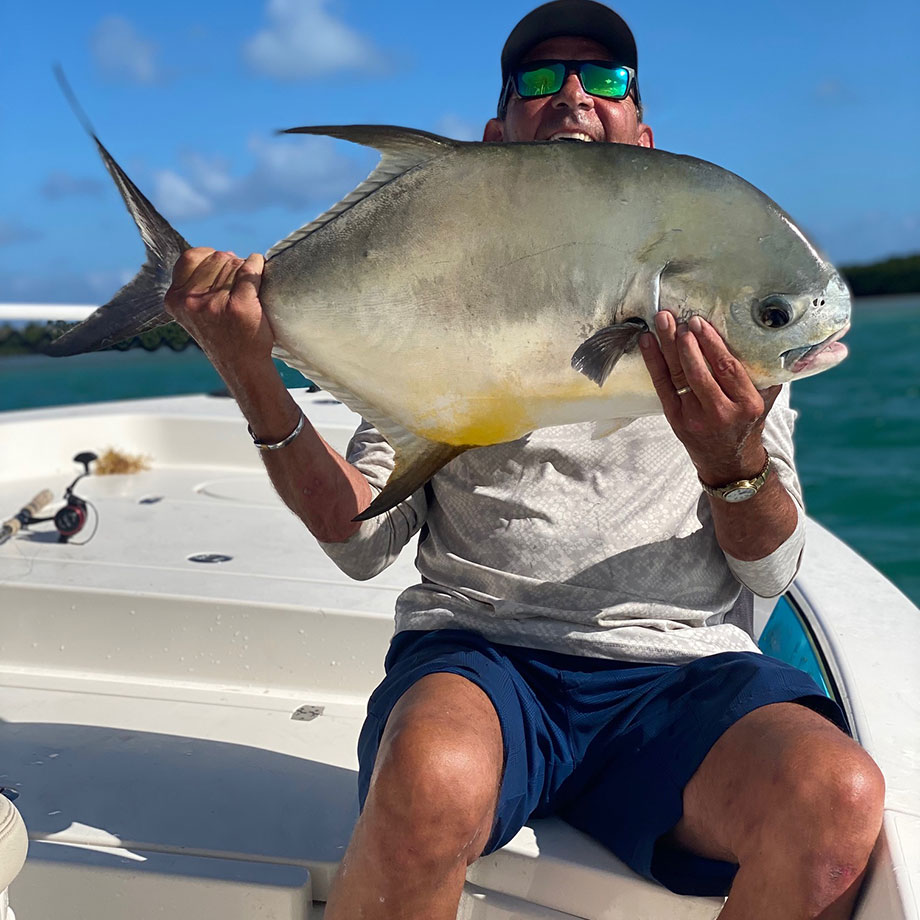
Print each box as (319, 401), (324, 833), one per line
(791, 747), (884, 841)
(364, 718), (502, 868)
(776, 745), (885, 890)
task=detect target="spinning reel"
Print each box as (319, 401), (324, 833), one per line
(51, 451), (97, 540)
(0, 452), (98, 545)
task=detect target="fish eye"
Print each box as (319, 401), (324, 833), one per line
(756, 296), (792, 329)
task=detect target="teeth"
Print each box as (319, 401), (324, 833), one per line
(548, 132), (593, 142)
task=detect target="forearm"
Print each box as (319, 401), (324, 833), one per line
(222, 357), (372, 543)
(696, 433), (805, 596)
(162, 249), (370, 543)
(706, 465), (799, 562)
(697, 442), (799, 562)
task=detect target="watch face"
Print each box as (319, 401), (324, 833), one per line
(724, 486), (757, 503)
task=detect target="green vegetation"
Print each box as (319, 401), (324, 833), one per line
(840, 253), (920, 297)
(0, 321), (198, 357)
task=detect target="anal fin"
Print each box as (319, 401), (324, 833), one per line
(269, 344), (468, 522)
(355, 439), (466, 521)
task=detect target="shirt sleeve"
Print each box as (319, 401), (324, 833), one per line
(721, 384), (807, 597)
(316, 419), (428, 581)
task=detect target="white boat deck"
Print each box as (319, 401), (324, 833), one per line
(1, 392), (917, 919)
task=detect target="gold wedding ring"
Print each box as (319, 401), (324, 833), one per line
(675, 386), (692, 396)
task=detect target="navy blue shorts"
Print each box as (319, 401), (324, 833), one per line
(357, 629), (848, 897)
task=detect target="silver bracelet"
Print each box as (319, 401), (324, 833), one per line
(248, 412), (305, 451)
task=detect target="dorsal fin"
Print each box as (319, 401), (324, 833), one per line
(266, 125), (458, 260)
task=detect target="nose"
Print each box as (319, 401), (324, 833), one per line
(553, 72), (594, 110)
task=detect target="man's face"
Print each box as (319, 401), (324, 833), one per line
(484, 36), (653, 147)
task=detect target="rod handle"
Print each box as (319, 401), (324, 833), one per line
(2, 488), (55, 535)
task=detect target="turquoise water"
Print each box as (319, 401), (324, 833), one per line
(0, 348), (311, 408)
(2, 296), (918, 606)
(789, 295), (919, 607)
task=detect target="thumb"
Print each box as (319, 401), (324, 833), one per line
(758, 385), (783, 416)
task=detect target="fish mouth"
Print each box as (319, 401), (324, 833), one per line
(783, 324), (850, 373)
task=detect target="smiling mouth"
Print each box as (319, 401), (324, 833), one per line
(782, 324), (850, 372)
(546, 131), (595, 142)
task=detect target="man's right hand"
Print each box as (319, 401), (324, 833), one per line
(165, 248), (273, 376)
(164, 247), (372, 540)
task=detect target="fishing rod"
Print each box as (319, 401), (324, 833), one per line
(0, 489), (55, 546)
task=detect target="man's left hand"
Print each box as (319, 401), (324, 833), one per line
(639, 311), (781, 485)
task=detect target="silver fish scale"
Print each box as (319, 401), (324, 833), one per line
(48, 119), (851, 516)
(260, 138), (845, 448)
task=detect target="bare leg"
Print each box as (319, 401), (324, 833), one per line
(325, 672), (504, 920)
(667, 702), (885, 920)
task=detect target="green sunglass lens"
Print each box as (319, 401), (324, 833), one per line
(517, 64), (564, 97)
(580, 64), (629, 98)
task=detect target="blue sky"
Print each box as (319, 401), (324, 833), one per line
(2, 0), (918, 305)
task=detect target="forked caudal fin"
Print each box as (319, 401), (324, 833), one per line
(43, 69), (190, 356)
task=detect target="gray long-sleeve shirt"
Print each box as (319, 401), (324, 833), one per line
(319, 386), (805, 664)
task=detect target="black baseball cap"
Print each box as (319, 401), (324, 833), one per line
(498, 0), (640, 116)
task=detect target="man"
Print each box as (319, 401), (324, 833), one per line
(164, 2), (884, 917)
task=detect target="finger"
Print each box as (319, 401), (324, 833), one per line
(186, 250), (240, 293)
(639, 331), (682, 416)
(171, 250), (234, 299)
(229, 253), (265, 305)
(211, 255), (244, 294)
(653, 310), (689, 390)
(171, 247), (216, 288)
(688, 316), (756, 403)
(676, 323), (727, 407)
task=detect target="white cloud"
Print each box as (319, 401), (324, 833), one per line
(0, 219), (41, 247)
(243, 0), (385, 80)
(91, 16), (163, 85)
(41, 172), (105, 200)
(152, 134), (364, 222)
(435, 115), (482, 142)
(153, 171), (213, 221)
(0, 268), (135, 304)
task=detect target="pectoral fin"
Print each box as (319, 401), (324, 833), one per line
(355, 437), (466, 521)
(571, 318), (648, 387)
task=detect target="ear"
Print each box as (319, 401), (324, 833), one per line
(483, 118), (504, 142)
(637, 123), (654, 148)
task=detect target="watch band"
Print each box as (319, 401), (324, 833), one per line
(698, 453), (772, 502)
(248, 412), (305, 451)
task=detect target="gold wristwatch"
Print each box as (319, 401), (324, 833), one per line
(698, 454), (772, 503)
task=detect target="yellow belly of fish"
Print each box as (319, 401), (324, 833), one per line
(413, 374), (618, 446)
(426, 404), (531, 446)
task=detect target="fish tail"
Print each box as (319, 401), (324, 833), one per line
(44, 71), (191, 356)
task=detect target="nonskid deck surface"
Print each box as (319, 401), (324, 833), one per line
(0, 393), (727, 918)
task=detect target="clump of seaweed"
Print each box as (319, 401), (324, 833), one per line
(93, 448), (151, 475)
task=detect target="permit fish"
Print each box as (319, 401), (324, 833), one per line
(46, 115), (850, 520)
